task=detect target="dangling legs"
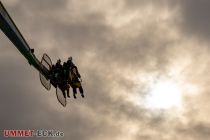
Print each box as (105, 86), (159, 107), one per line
(67, 88), (70, 98)
(62, 90), (66, 98)
(73, 87), (77, 99)
(66, 84), (70, 98)
(79, 86), (84, 98)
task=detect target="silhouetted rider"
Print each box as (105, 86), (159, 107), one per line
(67, 56), (75, 68)
(49, 60), (62, 86)
(55, 59), (62, 69)
(54, 59), (63, 82)
(63, 57), (74, 81)
(53, 59), (69, 98)
(71, 65), (84, 98)
(63, 57), (75, 98)
(66, 57), (84, 98)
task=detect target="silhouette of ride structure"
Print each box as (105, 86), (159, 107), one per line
(0, 1), (84, 107)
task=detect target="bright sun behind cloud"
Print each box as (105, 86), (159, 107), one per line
(145, 79), (182, 110)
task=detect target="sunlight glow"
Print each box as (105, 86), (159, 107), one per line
(145, 80), (182, 110)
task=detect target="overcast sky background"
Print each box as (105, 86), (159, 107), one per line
(1, 0), (210, 140)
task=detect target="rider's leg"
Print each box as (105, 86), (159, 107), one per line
(62, 90), (66, 98)
(79, 86), (84, 97)
(67, 88), (70, 98)
(73, 87), (77, 99)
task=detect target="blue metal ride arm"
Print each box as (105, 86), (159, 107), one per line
(0, 1), (49, 79)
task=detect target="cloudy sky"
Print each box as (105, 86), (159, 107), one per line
(1, 0), (210, 140)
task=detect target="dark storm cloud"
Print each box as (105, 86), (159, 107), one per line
(1, 0), (177, 134)
(0, 36), (54, 140)
(1, 0), (69, 57)
(123, 0), (210, 41)
(0, 1), (86, 140)
(175, 122), (210, 139)
(124, 0), (178, 8)
(173, 0), (210, 40)
(4, 0), (175, 70)
(1, 0), (210, 140)
(0, 1), (133, 139)
(6, 0), (174, 68)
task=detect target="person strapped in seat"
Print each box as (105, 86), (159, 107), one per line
(67, 57), (84, 99)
